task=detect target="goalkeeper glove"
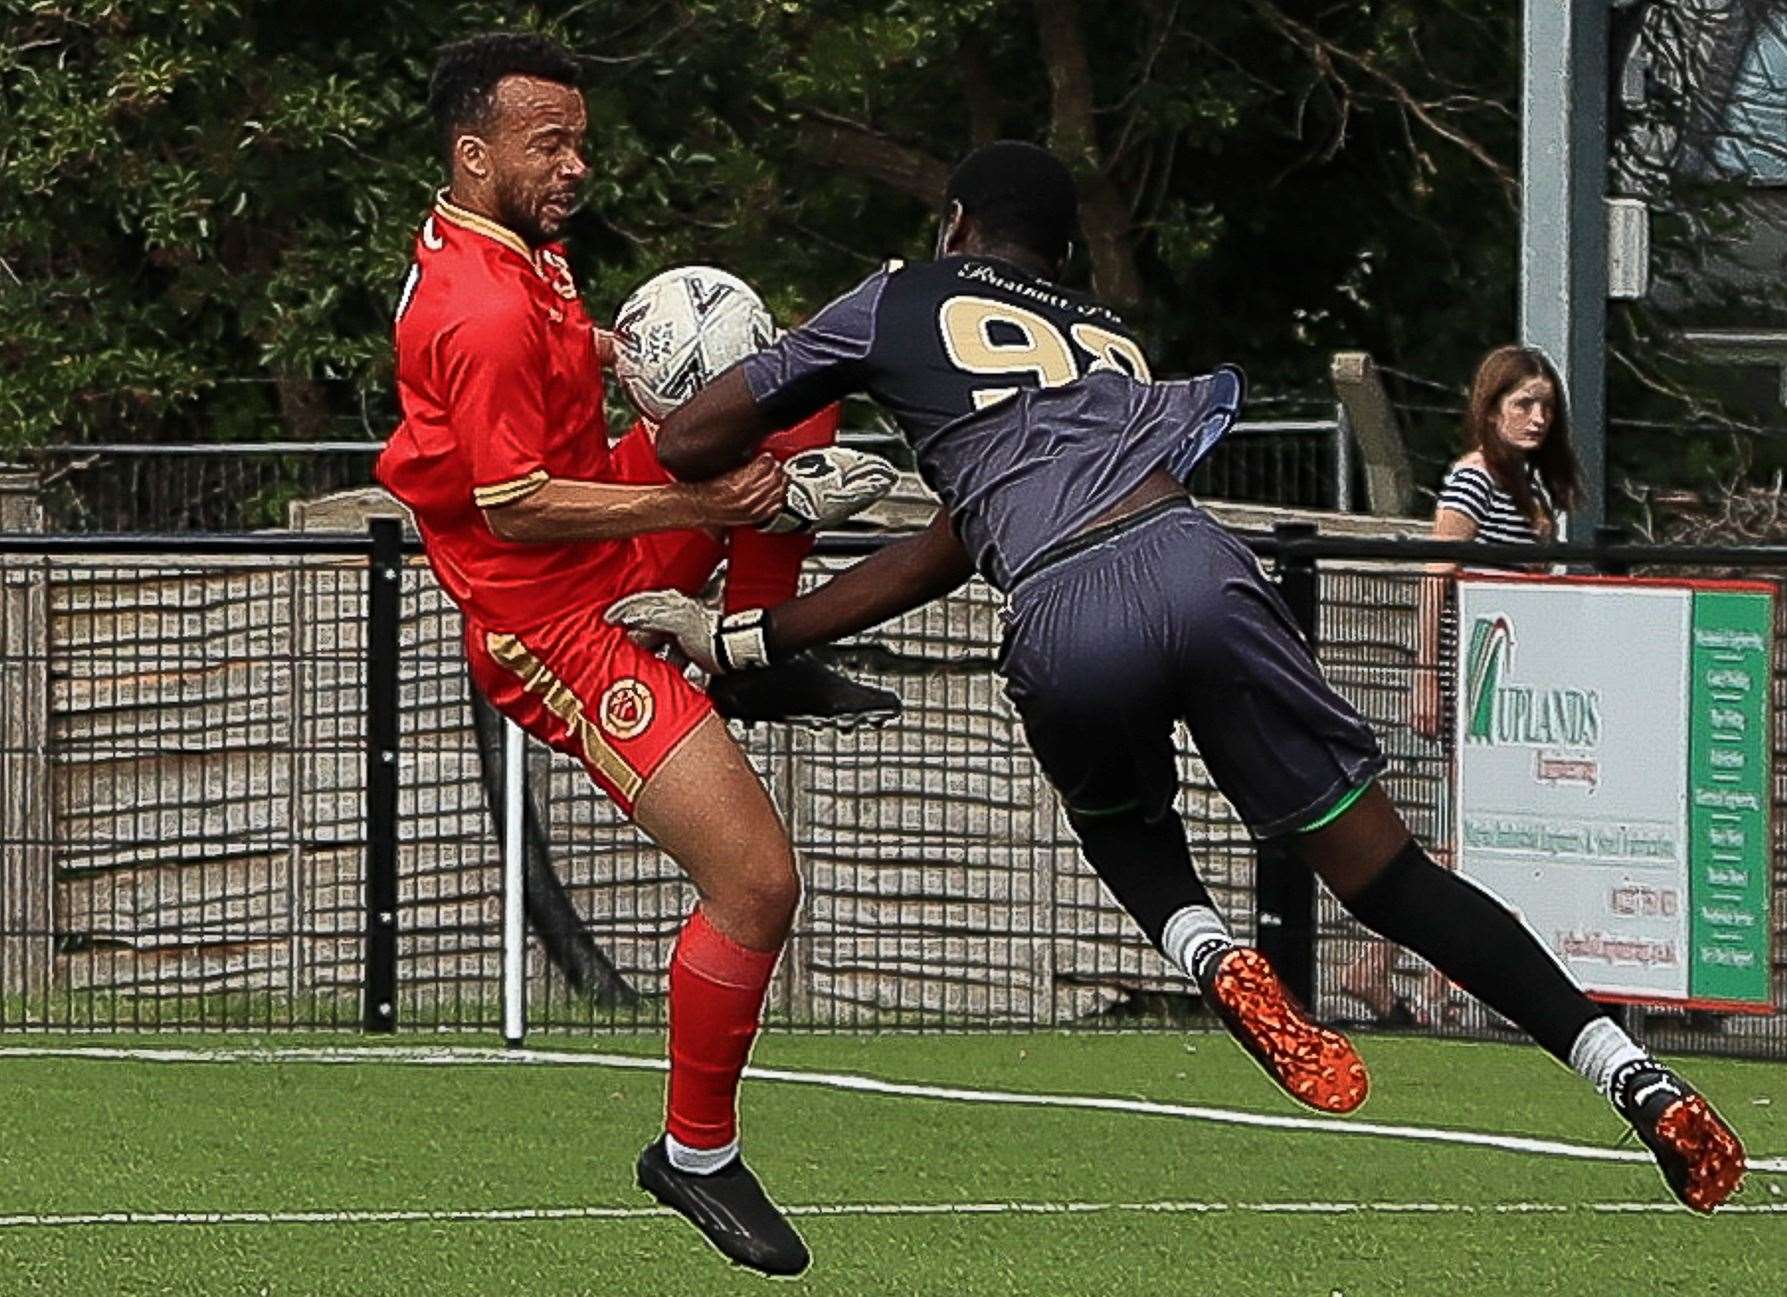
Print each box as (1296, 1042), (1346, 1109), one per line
(757, 447), (898, 534)
(604, 590), (771, 676)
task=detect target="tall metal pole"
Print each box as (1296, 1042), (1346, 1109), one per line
(363, 518), (402, 1033)
(502, 717), (527, 1049)
(1521, 1), (1609, 531)
(1257, 522), (1319, 1007)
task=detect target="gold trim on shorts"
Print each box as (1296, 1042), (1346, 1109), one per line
(484, 631), (644, 804)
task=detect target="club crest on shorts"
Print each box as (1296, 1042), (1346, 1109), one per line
(599, 678), (655, 740)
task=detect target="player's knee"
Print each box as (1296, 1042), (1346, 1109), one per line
(728, 844), (802, 928)
(752, 860), (803, 920)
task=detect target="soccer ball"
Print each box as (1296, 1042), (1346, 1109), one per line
(611, 265), (776, 422)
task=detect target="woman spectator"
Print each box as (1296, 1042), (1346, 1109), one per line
(1340, 344), (1581, 1027)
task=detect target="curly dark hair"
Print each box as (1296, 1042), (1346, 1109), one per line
(944, 140), (1080, 264)
(427, 32), (582, 165)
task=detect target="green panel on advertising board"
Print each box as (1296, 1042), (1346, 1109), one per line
(1687, 591), (1773, 1005)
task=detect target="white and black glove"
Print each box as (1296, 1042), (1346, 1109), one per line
(758, 447), (898, 534)
(604, 590), (772, 676)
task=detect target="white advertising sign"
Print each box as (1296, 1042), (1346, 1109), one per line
(1454, 581), (1691, 1000)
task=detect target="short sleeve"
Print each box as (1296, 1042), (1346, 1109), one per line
(739, 271), (886, 425)
(443, 306), (552, 509)
(1436, 464), (1494, 527)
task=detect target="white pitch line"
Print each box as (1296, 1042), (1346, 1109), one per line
(2, 1198), (1785, 1231)
(6, 1044), (1785, 1175)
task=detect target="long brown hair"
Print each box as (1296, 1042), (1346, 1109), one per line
(1463, 345), (1581, 530)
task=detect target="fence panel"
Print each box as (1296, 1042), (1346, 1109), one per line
(25, 420), (1345, 535)
(2, 527), (1784, 1060)
(0, 553), (370, 1029)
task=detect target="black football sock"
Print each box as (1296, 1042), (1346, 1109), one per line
(1337, 838), (1605, 1064)
(1065, 806), (1229, 974)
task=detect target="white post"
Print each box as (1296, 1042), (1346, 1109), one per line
(1521, 0), (1609, 528)
(501, 717), (526, 1048)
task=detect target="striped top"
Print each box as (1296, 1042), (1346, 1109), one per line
(1436, 463), (1554, 544)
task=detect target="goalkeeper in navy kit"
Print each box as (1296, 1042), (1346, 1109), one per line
(612, 141), (1746, 1235)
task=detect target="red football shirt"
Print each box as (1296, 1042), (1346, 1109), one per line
(377, 194), (637, 630)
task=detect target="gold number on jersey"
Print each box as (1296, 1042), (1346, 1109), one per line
(1070, 322), (1151, 382)
(938, 296), (1079, 410)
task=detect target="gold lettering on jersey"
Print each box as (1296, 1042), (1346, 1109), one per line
(1070, 322), (1151, 382)
(939, 296), (1078, 410)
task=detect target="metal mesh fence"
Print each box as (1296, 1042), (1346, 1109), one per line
(0, 552), (369, 1030)
(3, 530), (1785, 1060)
(31, 447), (383, 534)
(405, 560), (1251, 1035)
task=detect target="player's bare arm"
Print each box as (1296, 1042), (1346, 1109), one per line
(762, 508), (973, 657)
(654, 367), (780, 481)
(483, 453), (783, 542)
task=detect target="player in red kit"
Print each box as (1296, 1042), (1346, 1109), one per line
(376, 33), (874, 1275)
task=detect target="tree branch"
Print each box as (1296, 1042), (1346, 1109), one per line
(793, 109), (950, 206)
(1246, 0), (1517, 198)
(957, 33), (1005, 146)
(1031, 0), (1143, 305)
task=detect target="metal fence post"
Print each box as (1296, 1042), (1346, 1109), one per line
(1257, 523), (1319, 1006)
(363, 518), (402, 1033)
(1590, 524), (1640, 1040)
(1333, 403), (1354, 513)
(1594, 524), (1630, 577)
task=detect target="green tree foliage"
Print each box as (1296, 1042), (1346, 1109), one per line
(2, 1), (1778, 493)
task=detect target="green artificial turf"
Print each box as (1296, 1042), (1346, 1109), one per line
(2, 1032), (1782, 1296)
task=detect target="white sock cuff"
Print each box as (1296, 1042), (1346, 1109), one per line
(665, 1133), (740, 1176)
(1567, 1017), (1649, 1098)
(1160, 905), (1230, 980)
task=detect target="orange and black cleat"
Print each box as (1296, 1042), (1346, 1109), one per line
(1195, 945), (1369, 1114)
(1611, 1061), (1747, 1213)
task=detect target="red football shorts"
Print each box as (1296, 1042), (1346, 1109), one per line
(464, 599), (712, 816)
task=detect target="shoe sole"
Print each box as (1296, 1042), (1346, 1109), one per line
(1207, 947), (1369, 1114)
(1653, 1094), (1746, 1214)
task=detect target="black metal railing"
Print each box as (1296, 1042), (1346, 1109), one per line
(18, 415), (1349, 534)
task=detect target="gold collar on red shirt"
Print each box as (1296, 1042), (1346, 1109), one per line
(430, 192), (578, 300)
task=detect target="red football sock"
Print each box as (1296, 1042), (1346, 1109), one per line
(722, 403), (840, 613)
(723, 527), (815, 613)
(665, 907), (781, 1150)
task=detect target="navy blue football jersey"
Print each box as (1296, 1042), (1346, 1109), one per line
(740, 255), (1241, 588)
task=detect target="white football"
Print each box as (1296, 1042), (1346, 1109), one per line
(611, 265), (776, 422)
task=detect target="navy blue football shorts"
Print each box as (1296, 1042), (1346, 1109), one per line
(998, 499), (1387, 838)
